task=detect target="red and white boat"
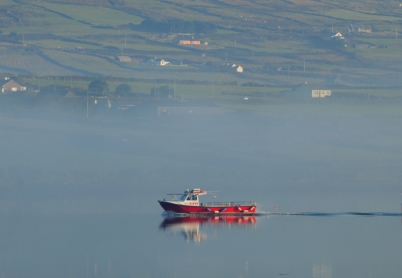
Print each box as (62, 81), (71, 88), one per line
(158, 188), (257, 214)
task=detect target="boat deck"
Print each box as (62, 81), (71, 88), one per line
(200, 201), (256, 207)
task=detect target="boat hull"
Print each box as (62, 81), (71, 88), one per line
(158, 200), (256, 214)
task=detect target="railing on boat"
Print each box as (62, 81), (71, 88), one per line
(200, 201), (256, 207)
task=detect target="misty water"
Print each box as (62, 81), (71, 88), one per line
(1, 103), (402, 277)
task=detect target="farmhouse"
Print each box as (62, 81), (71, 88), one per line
(173, 36), (206, 46)
(140, 57), (170, 66)
(311, 89), (331, 98)
(179, 40), (201, 45)
(358, 25), (372, 33)
(331, 32), (344, 39)
(1, 79), (26, 93)
(283, 84), (331, 98)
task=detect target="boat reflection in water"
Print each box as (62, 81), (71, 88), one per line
(159, 215), (257, 243)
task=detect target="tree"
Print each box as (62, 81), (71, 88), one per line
(115, 83), (132, 96)
(88, 78), (109, 95)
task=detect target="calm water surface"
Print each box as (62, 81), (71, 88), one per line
(1, 112), (402, 277)
(0, 212), (401, 278)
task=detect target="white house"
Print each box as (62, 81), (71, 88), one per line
(140, 58), (170, 66)
(1, 80), (26, 93)
(312, 90), (331, 98)
(283, 84), (331, 98)
(159, 59), (170, 66)
(331, 32), (344, 39)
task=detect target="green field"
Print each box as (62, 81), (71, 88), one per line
(0, 0), (402, 90)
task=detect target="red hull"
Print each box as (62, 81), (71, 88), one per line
(158, 201), (256, 214)
(160, 216), (256, 228)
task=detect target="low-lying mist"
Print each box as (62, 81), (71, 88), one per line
(1, 101), (401, 214)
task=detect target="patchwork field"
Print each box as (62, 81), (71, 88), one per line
(0, 0), (401, 91)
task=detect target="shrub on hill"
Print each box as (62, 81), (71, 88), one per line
(115, 83), (132, 96)
(88, 78), (109, 96)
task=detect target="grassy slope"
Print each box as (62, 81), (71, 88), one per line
(0, 0), (402, 98)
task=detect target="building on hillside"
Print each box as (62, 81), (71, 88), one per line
(179, 40), (201, 45)
(358, 25), (372, 33)
(159, 59), (170, 66)
(349, 24), (372, 33)
(282, 84), (331, 98)
(331, 32), (344, 39)
(231, 64), (244, 72)
(140, 57), (170, 66)
(311, 89), (331, 98)
(173, 36), (206, 46)
(1, 79), (26, 93)
(116, 56), (132, 62)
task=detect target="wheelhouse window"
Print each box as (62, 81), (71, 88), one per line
(181, 194), (198, 201)
(181, 194), (188, 201)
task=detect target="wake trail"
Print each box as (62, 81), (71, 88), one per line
(255, 212), (402, 217)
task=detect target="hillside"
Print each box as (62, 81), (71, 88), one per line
(1, 0), (402, 88)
